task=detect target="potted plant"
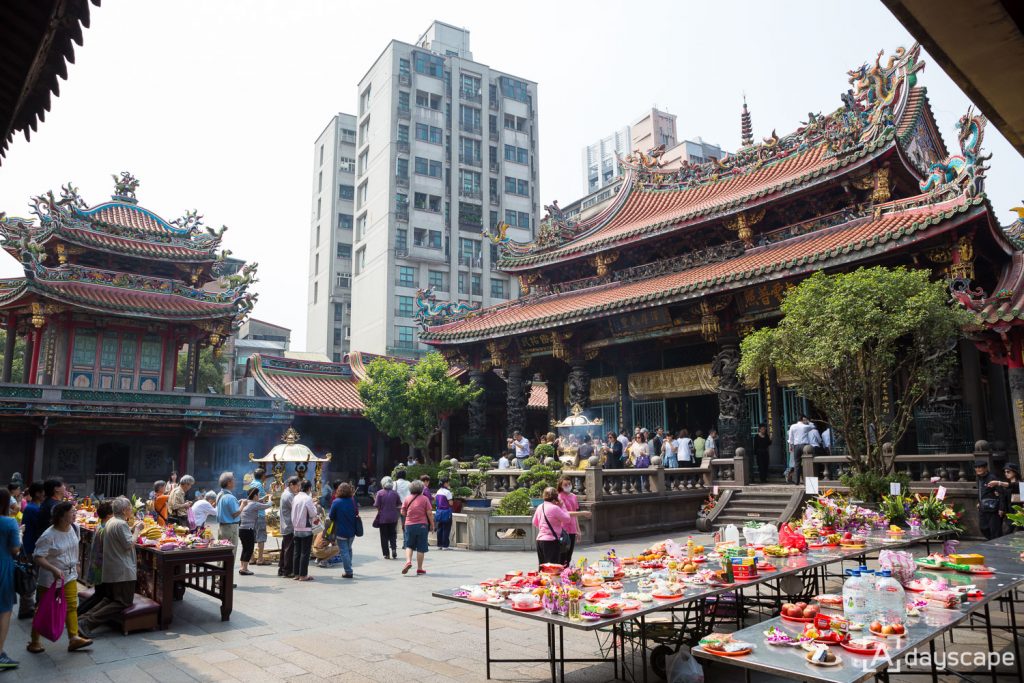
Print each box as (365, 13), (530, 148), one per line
(462, 471), (490, 508)
(494, 487), (531, 516)
(451, 486), (472, 513)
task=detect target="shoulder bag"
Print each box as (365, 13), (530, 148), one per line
(541, 504), (572, 555)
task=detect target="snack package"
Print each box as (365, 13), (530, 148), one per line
(878, 550), (916, 586)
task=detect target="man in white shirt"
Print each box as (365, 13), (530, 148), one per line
(509, 430), (530, 469)
(498, 454), (510, 470)
(617, 431), (631, 453)
(786, 415), (813, 484)
(821, 427), (832, 455)
(808, 424), (824, 454)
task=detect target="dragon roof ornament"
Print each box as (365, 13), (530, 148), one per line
(489, 44), (923, 262)
(919, 106), (991, 199)
(413, 286), (481, 330)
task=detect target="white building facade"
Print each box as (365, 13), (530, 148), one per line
(307, 113), (358, 362)
(582, 126), (630, 194)
(350, 21), (537, 358)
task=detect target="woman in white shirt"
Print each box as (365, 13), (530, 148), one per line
(677, 429), (695, 467)
(191, 490), (218, 532)
(30, 501), (92, 653)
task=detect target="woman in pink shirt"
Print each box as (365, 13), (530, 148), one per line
(557, 476), (590, 565)
(400, 480), (434, 576)
(532, 487), (571, 567)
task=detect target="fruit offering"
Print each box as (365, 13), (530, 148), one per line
(869, 620), (906, 637)
(781, 602), (819, 621)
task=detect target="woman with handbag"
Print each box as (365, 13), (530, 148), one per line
(29, 502), (92, 653)
(238, 488), (272, 576)
(434, 478), (453, 550)
(532, 487), (572, 567)
(290, 480), (319, 581)
(0, 489), (22, 669)
(373, 477), (401, 560)
(328, 483), (360, 579)
(400, 481), (434, 576)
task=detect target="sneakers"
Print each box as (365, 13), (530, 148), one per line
(401, 562), (412, 575)
(67, 636), (93, 652)
(342, 573), (354, 579)
(416, 569), (427, 575)
(0, 652), (18, 669)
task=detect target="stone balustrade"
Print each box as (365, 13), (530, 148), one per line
(801, 441), (999, 487)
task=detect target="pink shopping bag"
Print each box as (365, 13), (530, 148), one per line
(32, 579), (67, 642)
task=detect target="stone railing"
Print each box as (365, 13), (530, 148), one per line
(801, 441), (998, 487)
(453, 508), (594, 551)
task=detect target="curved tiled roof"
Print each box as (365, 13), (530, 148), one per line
(249, 354), (364, 415)
(425, 194), (986, 343)
(56, 225), (217, 261)
(77, 202), (192, 236)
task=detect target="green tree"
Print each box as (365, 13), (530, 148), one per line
(358, 352), (481, 461)
(176, 347), (226, 393)
(0, 329), (25, 381)
(738, 266), (970, 474)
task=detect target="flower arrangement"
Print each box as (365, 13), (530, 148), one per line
(541, 584), (583, 615)
(805, 490), (842, 527)
(801, 490), (884, 533)
(604, 549), (621, 571)
(910, 491), (963, 533)
(879, 493), (912, 525)
(561, 557), (587, 585)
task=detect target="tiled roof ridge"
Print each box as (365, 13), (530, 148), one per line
(248, 352), (364, 415)
(424, 194), (986, 342)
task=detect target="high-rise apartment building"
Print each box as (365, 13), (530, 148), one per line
(581, 107), (725, 193)
(349, 21), (538, 358)
(307, 113), (358, 362)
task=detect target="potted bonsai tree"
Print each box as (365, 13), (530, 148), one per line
(462, 470), (490, 508)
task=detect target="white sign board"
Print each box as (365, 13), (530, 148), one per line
(805, 477), (820, 495)
(890, 482), (902, 496)
(936, 486), (947, 501)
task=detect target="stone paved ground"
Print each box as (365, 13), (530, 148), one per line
(4, 531), (1020, 682)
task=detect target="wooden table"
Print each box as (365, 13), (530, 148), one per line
(135, 544), (234, 628)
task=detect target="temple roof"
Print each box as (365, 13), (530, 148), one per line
(249, 354), (365, 415)
(425, 194), (988, 343)
(0, 1), (99, 163)
(494, 45), (932, 272)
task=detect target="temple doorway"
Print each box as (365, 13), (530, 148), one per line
(666, 394), (718, 435)
(96, 442), (130, 497)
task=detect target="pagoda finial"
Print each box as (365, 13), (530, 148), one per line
(740, 94), (753, 148)
(111, 171), (140, 203)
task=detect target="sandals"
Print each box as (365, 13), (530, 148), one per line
(416, 569), (427, 575)
(26, 643), (44, 654)
(298, 576), (314, 582)
(402, 562), (412, 575)
(238, 569), (254, 576)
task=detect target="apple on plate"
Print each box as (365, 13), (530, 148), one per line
(891, 623), (905, 635)
(795, 602), (807, 611)
(782, 602), (796, 614)
(843, 532), (853, 540)
(803, 605), (820, 618)
(870, 620), (882, 633)
(881, 625), (895, 635)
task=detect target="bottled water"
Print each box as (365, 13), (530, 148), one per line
(874, 570), (906, 623)
(842, 570), (870, 622)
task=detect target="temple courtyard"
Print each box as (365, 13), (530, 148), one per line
(3, 531), (1019, 683)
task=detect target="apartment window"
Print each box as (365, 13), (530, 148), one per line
(337, 243), (352, 259)
(458, 104), (481, 130)
(398, 90), (410, 110)
(413, 227), (428, 246)
(459, 73), (481, 99)
(460, 170), (481, 194)
(319, 144), (324, 166)
(339, 156), (355, 173)
(490, 278), (508, 299)
(415, 90), (441, 110)
(459, 137), (481, 164)
(504, 144), (529, 164)
(503, 114), (527, 132)
(334, 302), (344, 320)
(397, 295), (414, 317)
(459, 201), (482, 227)
(396, 157), (409, 178)
(399, 58), (410, 78)
(457, 272), (467, 295)
(395, 325), (416, 349)
(337, 273), (351, 288)
(355, 246), (366, 273)
(397, 123), (409, 143)
(333, 328), (342, 347)
(470, 273), (482, 296)
(313, 281), (318, 305)
(339, 184), (354, 200)
(316, 198), (321, 219)
(498, 76), (529, 102)
(414, 192), (441, 212)
(505, 210), (530, 229)
(420, 229), (442, 248)
(415, 123), (443, 144)
(504, 177), (529, 197)
(398, 266), (416, 287)
(359, 85), (371, 114)
(338, 214), (352, 230)
(490, 243), (499, 263)
(395, 228), (408, 249)
(315, 224), (320, 245)
(357, 150), (368, 175)
(341, 128), (356, 143)
(356, 181), (368, 207)
(317, 171), (322, 193)
(428, 270), (445, 290)
(413, 51), (443, 78)
(314, 253), (319, 273)
(358, 115), (370, 143)
(355, 214), (367, 240)
(414, 157), (442, 178)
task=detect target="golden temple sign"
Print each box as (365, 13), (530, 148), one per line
(628, 364), (718, 400)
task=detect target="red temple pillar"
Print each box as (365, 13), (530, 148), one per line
(27, 326), (43, 385)
(1005, 331), (1024, 460)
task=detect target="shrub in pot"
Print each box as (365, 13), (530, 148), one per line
(494, 488), (532, 516)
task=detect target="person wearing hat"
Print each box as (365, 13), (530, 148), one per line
(975, 460), (1004, 540)
(991, 462), (1022, 534)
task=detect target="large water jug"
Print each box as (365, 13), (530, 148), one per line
(843, 570), (870, 622)
(722, 524), (740, 546)
(874, 570), (906, 623)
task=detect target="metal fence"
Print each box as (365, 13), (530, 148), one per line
(94, 473), (127, 498)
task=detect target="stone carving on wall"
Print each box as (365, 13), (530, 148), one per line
(712, 345), (746, 456)
(506, 364), (527, 437)
(567, 363), (591, 409)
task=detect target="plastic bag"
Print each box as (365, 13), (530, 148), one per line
(667, 645), (705, 683)
(878, 549), (916, 586)
(742, 523), (779, 547)
(32, 579), (67, 642)
(778, 523), (807, 551)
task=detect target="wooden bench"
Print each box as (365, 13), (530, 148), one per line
(76, 587), (159, 635)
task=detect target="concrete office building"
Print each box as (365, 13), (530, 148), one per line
(307, 113), (358, 362)
(350, 21), (537, 358)
(583, 125), (630, 194)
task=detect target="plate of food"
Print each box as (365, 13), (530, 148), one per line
(963, 565), (996, 575)
(805, 648), (842, 667)
(584, 590), (612, 601)
(814, 594), (844, 610)
(841, 638), (885, 656)
(539, 563), (563, 575)
(699, 634), (754, 657)
(602, 581), (624, 591)
(868, 621), (906, 638)
(780, 602), (818, 622)
(763, 626), (799, 646)
(619, 598), (642, 611)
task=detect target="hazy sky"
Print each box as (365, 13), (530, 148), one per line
(1, 1), (1021, 350)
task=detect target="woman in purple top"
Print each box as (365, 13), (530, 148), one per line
(373, 477), (402, 560)
(532, 487), (572, 567)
